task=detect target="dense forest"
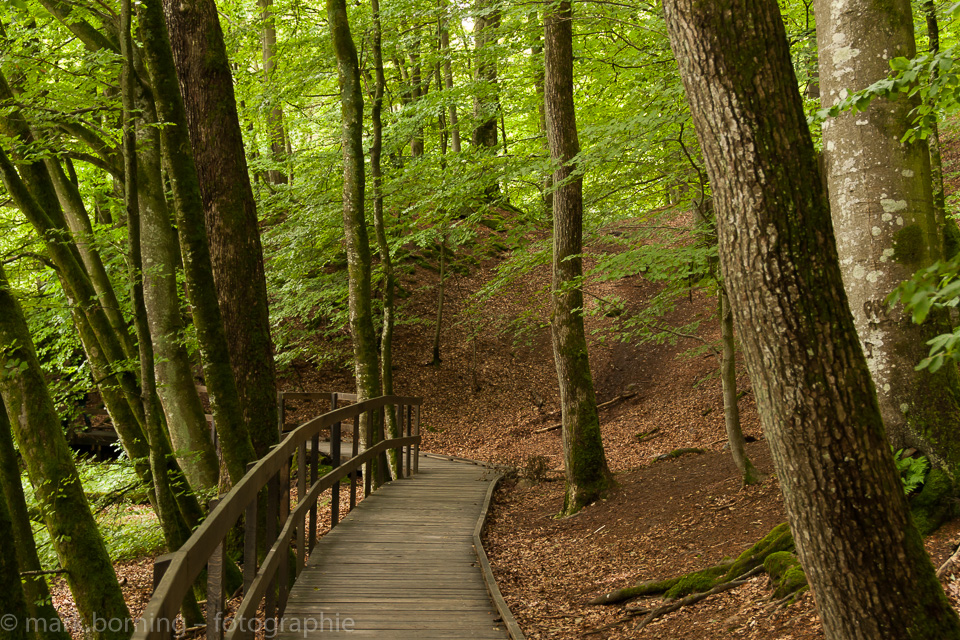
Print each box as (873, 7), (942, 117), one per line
(1, 0), (960, 637)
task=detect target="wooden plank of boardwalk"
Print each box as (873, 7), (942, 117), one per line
(277, 454), (509, 639)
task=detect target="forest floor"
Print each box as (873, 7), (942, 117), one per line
(47, 122), (960, 638)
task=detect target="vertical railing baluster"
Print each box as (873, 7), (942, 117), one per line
(243, 461), (257, 595)
(206, 499), (224, 640)
(278, 457), (291, 616)
(364, 409), (373, 497)
(414, 404), (421, 474)
(309, 430), (319, 553)
(152, 555), (173, 640)
(395, 403), (403, 480)
(277, 391), (285, 439)
(405, 404), (412, 478)
(296, 441), (306, 576)
(350, 416), (359, 508)
(331, 418), (341, 527)
(378, 405), (388, 486)
(264, 470), (279, 637)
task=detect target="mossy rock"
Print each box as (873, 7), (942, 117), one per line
(910, 468), (959, 535)
(763, 551), (798, 580)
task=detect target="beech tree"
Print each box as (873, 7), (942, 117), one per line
(163, 0), (280, 459)
(662, 0), (960, 638)
(0, 256), (131, 639)
(544, 0), (612, 515)
(814, 0), (960, 470)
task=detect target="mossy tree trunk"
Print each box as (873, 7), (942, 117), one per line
(0, 482), (27, 640)
(0, 406), (68, 640)
(0, 265), (131, 640)
(662, 1), (960, 638)
(431, 237), (446, 366)
(329, 0), (387, 483)
(136, 93), (219, 492)
(137, 0), (257, 486)
(370, 0), (400, 477)
(814, 0), (960, 471)
(472, 0), (501, 200)
(162, 0), (279, 462)
(544, 0), (612, 516)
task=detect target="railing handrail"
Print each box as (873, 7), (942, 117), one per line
(134, 394), (422, 639)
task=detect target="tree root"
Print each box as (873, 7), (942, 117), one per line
(632, 565), (765, 631)
(586, 523), (809, 634)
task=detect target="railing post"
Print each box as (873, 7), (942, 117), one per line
(395, 403), (403, 480)
(350, 416), (359, 508)
(414, 404), (421, 474)
(363, 409), (373, 497)
(243, 462), (257, 595)
(331, 418), (341, 527)
(377, 405), (388, 486)
(264, 469), (279, 637)
(296, 441), (307, 576)
(405, 404), (412, 478)
(278, 457), (291, 616)
(152, 555), (174, 640)
(207, 498), (225, 640)
(277, 391), (285, 438)
(309, 429), (319, 552)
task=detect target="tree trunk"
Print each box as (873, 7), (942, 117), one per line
(472, 0), (500, 151)
(440, 2), (461, 154)
(814, 0), (960, 471)
(922, 0), (958, 258)
(662, 1), (960, 638)
(328, 0), (386, 483)
(431, 237), (446, 366)
(0, 481), (27, 640)
(137, 0), (257, 485)
(163, 0), (279, 461)
(137, 94), (219, 491)
(0, 265), (131, 640)
(719, 287), (760, 485)
(370, 0), (399, 477)
(544, 0), (612, 516)
(259, 0), (288, 185)
(0, 406), (67, 640)
(532, 10), (552, 220)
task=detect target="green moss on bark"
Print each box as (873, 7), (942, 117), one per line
(911, 468), (958, 535)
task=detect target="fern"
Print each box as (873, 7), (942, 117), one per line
(893, 448), (930, 495)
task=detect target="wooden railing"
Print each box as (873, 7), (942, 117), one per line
(133, 394), (422, 640)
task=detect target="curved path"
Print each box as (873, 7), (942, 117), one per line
(277, 454), (516, 639)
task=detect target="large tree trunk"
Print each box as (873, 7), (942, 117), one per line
(0, 406), (67, 640)
(0, 265), (131, 640)
(137, 0), (257, 485)
(544, 0), (612, 516)
(329, 0), (386, 484)
(662, 1), (960, 638)
(163, 0), (280, 460)
(814, 0), (960, 471)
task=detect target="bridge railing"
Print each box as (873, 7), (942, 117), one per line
(133, 394), (422, 640)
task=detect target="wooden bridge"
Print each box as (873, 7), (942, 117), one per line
(132, 394), (523, 640)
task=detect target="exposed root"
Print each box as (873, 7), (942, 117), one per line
(632, 565), (765, 631)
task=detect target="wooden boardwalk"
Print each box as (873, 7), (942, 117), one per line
(277, 454), (512, 639)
